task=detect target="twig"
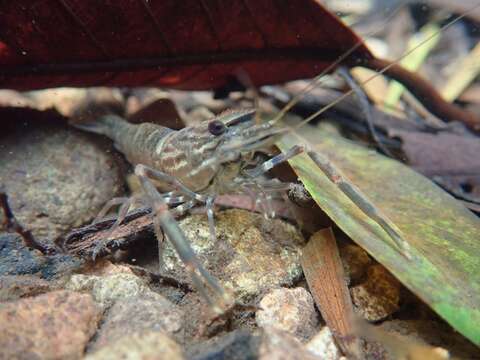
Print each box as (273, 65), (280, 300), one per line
(301, 228), (362, 359)
(0, 192), (53, 254)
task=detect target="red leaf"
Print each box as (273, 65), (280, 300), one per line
(0, 0), (370, 91)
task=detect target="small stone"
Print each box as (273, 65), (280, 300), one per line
(164, 209), (305, 301)
(0, 290), (101, 359)
(350, 265), (401, 321)
(339, 244), (371, 284)
(189, 328), (320, 360)
(256, 287), (319, 340)
(0, 232), (81, 278)
(0, 274), (51, 301)
(306, 327), (342, 360)
(86, 331), (184, 360)
(66, 272), (150, 309)
(259, 326), (321, 360)
(92, 294), (183, 350)
(0, 123), (123, 245)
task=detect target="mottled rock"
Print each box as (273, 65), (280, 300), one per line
(339, 244), (371, 284)
(0, 123), (123, 244)
(86, 331), (184, 360)
(256, 287), (319, 340)
(0, 232), (81, 278)
(351, 265), (401, 321)
(189, 330), (261, 360)
(164, 209), (305, 301)
(92, 295), (183, 350)
(306, 327), (342, 360)
(66, 272), (149, 308)
(0, 290), (101, 359)
(259, 327), (321, 360)
(0, 274), (51, 301)
(190, 328), (320, 360)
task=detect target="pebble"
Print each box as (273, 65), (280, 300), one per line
(0, 123), (123, 245)
(339, 244), (371, 284)
(0, 274), (51, 302)
(0, 232), (81, 278)
(256, 287), (319, 340)
(92, 295), (183, 350)
(86, 331), (184, 360)
(258, 326), (322, 360)
(0, 290), (101, 359)
(306, 327), (343, 360)
(163, 209), (305, 301)
(190, 327), (321, 360)
(66, 272), (161, 308)
(350, 264), (401, 321)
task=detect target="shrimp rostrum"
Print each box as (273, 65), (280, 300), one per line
(75, 108), (405, 313)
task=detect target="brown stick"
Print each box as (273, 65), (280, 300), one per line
(301, 228), (362, 359)
(362, 57), (480, 131)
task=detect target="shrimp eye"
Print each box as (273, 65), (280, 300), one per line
(208, 120), (226, 136)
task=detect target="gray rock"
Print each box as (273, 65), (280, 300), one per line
(190, 327), (321, 360)
(0, 232), (81, 278)
(163, 209), (305, 302)
(256, 287), (319, 340)
(306, 327), (343, 360)
(86, 331), (184, 360)
(92, 295), (183, 350)
(66, 272), (159, 309)
(258, 327), (321, 360)
(0, 123), (123, 245)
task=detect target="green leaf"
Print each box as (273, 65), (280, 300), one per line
(278, 127), (480, 346)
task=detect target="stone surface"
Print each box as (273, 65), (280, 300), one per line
(163, 209), (305, 301)
(258, 327), (321, 360)
(256, 287), (319, 340)
(0, 123), (123, 244)
(190, 328), (321, 360)
(0, 290), (101, 359)
(339, 244), (371, 284)
(66, 272), (151, 308)
(0, 232), (81, 278)
(92, 294), (183, 350)
(0, 274), (51, 302)
(306, 327), (342, 360)
(86, 331), (184, 360)
(350, 264), (401, 321)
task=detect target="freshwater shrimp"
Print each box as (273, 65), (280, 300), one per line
(73, 5), (479, 313)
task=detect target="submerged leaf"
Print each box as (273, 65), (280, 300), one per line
(278, 126), (480, 345)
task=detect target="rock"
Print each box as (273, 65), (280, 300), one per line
(339, 244), (371, 284)
(306, 327), (342, 360)
(0, 123), (123, 245)
(0, 274), (51, 301)
(0, 290), (101, 359)
(163, 209), (305, 301)
(190, 328), (320, 360)
(86, 331), (184, 360)
(256, 287), (319, 340)
(259, 327), (321, 360)
(92, 295), (183, 350)
(66, 272), (150, 308)
(350, 265), (401, 321)
(189, 330), (261, 360)
(0, 232), (81, 278)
